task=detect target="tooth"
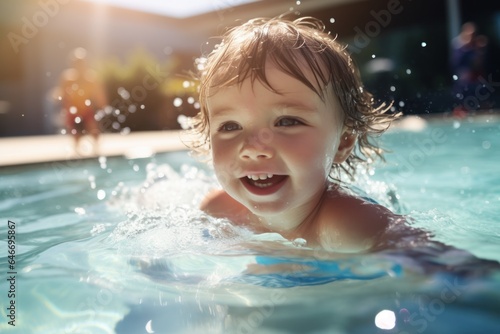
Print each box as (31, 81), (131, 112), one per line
(246, 174), (274, 181)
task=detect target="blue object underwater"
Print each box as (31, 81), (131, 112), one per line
(239, 256), (404, 287)
(134, 254), (404, 288)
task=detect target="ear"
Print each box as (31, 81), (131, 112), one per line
(334, 128), (357, 163)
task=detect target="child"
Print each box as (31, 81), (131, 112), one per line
(189, 16), (401, 252)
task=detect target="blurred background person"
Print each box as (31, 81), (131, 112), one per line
(54, 47), (108, 154)
(451, 22), (490, 116)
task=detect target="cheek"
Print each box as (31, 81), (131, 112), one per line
(287, 135), (339, 174)
(211, 139), (239, 184)
(210, 134), (225, 159)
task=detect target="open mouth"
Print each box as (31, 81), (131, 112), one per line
(240, 174), (288, 195)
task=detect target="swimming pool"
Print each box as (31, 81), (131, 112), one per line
(1, 115), (499, 333)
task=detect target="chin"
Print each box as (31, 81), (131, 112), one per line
(244, 199), (290, 216)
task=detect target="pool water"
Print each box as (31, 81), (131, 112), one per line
(372, 116), (500, 261)
(1, 116), (499, 333)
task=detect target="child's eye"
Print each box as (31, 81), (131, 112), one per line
(275, 117), (304, 127)
(218, 122), (241, 132)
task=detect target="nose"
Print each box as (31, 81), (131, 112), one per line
(239, 131), (274, 160)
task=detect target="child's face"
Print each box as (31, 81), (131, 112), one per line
(206, 62), (353, 219)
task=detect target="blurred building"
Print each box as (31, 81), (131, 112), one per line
(1, 0), (499, 137)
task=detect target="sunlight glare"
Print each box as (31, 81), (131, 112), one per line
(374, 309), (396, 330)
(79, 0), (260, 18)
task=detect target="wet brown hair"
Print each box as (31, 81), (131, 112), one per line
(188, 16), (399, 179)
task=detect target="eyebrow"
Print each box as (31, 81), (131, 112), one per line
(208, 107), (234, 119)
(275, 101), (317, 112)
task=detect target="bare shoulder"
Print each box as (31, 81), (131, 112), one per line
(317, 188), (398, 251)
(200, 189), (248, 221)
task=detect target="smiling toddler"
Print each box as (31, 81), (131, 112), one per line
(189, 16), (401, 252)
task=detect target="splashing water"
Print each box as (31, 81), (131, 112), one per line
(1, 119), (500, 333)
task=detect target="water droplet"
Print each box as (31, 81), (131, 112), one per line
(390, 86), (396, 92)
(117, 114), (126, 123)
(97, 189), (106, 200)
(371, 54), (376, 58)
(330, 18), (335, 23)
(292, 238), (307, 247)
(296, 0), (301, 5)
(173, 97), (183, 107)
(398, 101), (405, 107)
(406, 69), (412, 75)
(118, 87), (130, 100)
(482, 141), (491, 149)
(452, 75), (458, 81)
(90, 224), (106, 235)
(421, 42), (427, 47)
(177, 114), (191, 130)
(75, 207), (86, 215)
